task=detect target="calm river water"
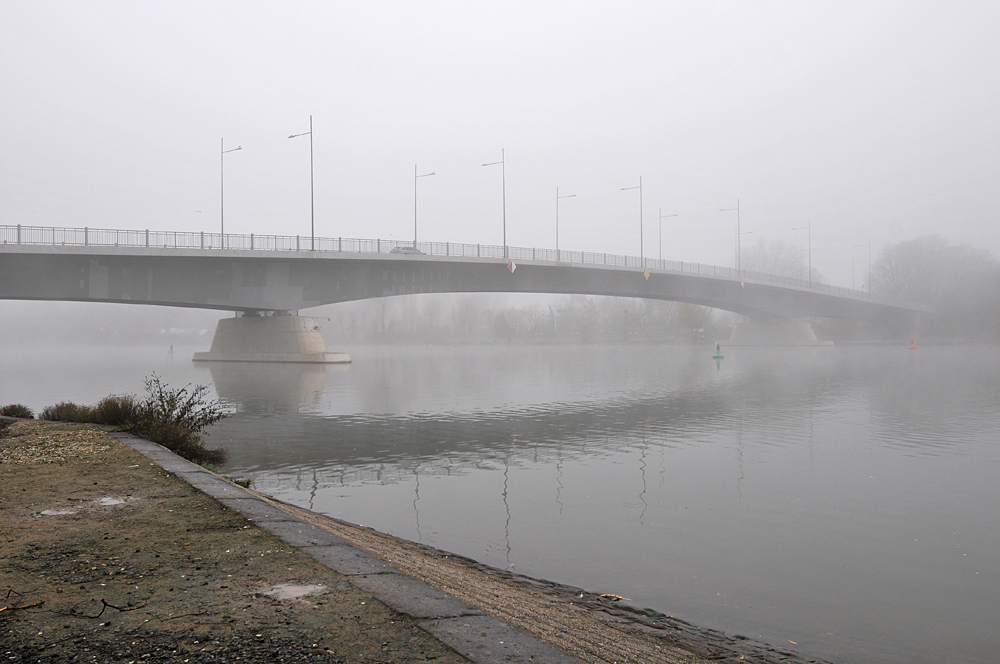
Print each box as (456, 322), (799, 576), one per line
(3, 343), (998, 664)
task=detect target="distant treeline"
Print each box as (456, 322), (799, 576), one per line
(322, 294), (735, 345)
(871, 235), (1000, 341)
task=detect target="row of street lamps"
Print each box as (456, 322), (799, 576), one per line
(223, 133), (675, 264)
(221, 132), (867, 288)
(221, 116), (317, 251)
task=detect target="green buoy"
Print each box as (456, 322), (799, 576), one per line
(713, 343), (724, 360)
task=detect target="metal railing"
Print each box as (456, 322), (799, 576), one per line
(1, 223), (875, 301)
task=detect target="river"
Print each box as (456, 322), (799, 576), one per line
(3, 342), (998, 664)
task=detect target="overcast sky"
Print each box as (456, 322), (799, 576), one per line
(2, 1), (998, 287)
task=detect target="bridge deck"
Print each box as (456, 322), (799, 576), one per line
(1, 224), (926, 322)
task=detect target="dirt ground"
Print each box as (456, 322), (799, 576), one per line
(1, 420), (823, 664)
(0, 420), (468, 664)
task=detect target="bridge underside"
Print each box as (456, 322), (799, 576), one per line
(0, 247), (916, 320)
(1, 247), (921, 357)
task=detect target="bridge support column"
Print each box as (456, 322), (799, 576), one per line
(193, 314), (351, 363)
(723, 317), (833, 346)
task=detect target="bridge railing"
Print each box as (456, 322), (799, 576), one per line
(1, 223), (874, 301)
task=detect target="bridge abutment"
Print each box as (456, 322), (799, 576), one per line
(193, 314), (351, 364)
(724, 317), (834, 346)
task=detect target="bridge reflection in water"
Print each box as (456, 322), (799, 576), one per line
(205, 361), (347, 412)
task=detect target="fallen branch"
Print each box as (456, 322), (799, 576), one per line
(60, 598), (146, 619)
(0, 601), (44, 612)
(101, 598), (147, 613)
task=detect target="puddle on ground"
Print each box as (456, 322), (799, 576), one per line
(38, 496), (133, 516)
(261, 584), (327, 601)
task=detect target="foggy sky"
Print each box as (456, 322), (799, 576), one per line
(2, 1), (998, 287)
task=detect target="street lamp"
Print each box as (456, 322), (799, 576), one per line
(735, 227), (753, 271)
(620, 177), (643, 265)
(414, 165), (435, 250)
(220, 138), (242, 243)
(288, 115), (315, 250)
(556, 187), (576, 260)
(482, 149), (506, 258)
(792, 220), (812, 288)
(658, 208), (678, 261)
(720, 199), (741, 275)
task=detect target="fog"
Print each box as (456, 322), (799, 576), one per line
(5, 8), (1000, 661)
(3, 1), (999, 288)
(0, 294), (735, 350)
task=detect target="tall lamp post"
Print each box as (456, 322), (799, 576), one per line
(220, 138), (242, 245)
(482, 150), (506, 258)
(414, 165), (435, 250)
(735, 227), (753, 270)
(556, 187), (575, 260)
(720, 199), (741, 275)
(658, 208), (678, 261)
(288, 115), (315, 250)
(792, 220), (812, 288)
(620, 177), (643, 265)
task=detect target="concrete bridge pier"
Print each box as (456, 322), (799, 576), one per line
(193, 312), (351, 364)
(724, 317), (834, 346)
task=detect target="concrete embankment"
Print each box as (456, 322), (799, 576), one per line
(1, 420), (825, 664)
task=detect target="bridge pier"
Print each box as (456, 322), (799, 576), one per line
(193, 313), (351, 364)
(723, 317), (834, 346)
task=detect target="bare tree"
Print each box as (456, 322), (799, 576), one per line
(741, 237), (822, 282)
(871, 235), (1000, 339)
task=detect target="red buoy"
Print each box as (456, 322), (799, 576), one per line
(909, 339), (917, 350)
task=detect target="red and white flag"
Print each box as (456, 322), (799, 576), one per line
(508, 260), (517, 273)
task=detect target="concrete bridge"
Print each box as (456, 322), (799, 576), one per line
(1, 225), (925, 360)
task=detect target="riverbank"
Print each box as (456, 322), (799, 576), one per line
(1, 420), (823, 664)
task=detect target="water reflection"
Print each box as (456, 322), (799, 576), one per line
(3, 343), (1000, 663)
(206, 362), (346, 412)
(214, 345), (991, 475)
(202, 345), (1000, 664)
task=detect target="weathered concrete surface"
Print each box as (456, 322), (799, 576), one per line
(193, 315), (352, 363)
(351, 573), (482, 619)
(421, 615), (577, 664)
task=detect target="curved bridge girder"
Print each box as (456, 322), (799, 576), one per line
(0, 246), (923, 324)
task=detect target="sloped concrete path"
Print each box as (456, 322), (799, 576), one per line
(111, 432), (581, 664)
(109, 431), (829, 664)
